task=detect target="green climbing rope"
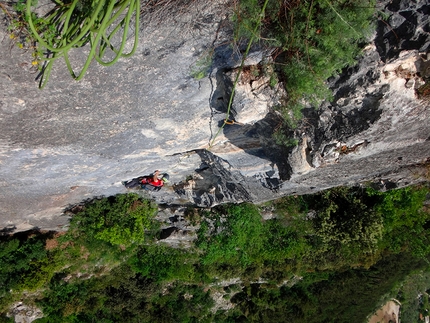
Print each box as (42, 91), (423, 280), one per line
(209, 0), (269, 149)
(26, 0), (140, 89)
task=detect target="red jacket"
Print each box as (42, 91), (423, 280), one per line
(141, 177), (163, 187)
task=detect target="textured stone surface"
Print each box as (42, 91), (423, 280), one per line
(0, 0), (429, 233)
(7, 302), (43, 323)
(0, 0), (232, 231)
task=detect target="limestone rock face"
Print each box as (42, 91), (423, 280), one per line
(0, 0), (429, 232)
(7, 303), (43, 323)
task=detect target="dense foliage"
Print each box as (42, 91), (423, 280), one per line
(67, 194), (157, 248)
(0, 185), (429, 322)
(233, 0), (376, 131)
(0, 232), (64, 311)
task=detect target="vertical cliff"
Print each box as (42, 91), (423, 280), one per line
(0, 0), (429, 232)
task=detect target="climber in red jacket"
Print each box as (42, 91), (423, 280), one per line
(123, 170), (169, 191)
(140, 170), (164, 188)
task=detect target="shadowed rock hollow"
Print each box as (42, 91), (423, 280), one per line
(0, 0), (429, 232)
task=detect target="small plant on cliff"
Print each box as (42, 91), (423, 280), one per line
(273, 130), (299, 147)
(417, 80), (430, 100)
(1, 0), (39, 63)
(232, 0), (376, 128)
(10, 0), (141, 88)
(190, 50), (213, 80)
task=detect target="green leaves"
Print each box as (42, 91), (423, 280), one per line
(195, 203), (311, 281)
(196, 204), (266, 268)
(131, 244), (199, 283)
(373, 186), (430, 257)
(68, 194), (157, 248)
(0, 234), (65, 312)
(1, 185), (429, 322)
(310, 188), (383, 254)
(234, 0), (376, 132)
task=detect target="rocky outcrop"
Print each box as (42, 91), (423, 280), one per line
(7, 303), (43, 323)
(0, 0), (429, 232)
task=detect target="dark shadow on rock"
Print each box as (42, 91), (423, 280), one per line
(210, 67), (233, 116)
(302, 49), (390, 155)
(173, 150), (254, 206)
(169, 215), (179, 223)
(302, 91), (385, 156)
(159, 227), (178, 240)
(331, 64), (380, 100)
(219, 112), (294, 181)
(370, 179), (398, 191)
(209, 63), (293, 181)
(208, 43), (296, 181)
(0, 228), (58, 239)
(0, 226), (17, 236)
(64, 196), (105, 215)
(375, 0), (430, 62)
(330, 91), (385, 139)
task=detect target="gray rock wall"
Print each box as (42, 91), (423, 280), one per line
(0, 0), (429, 232)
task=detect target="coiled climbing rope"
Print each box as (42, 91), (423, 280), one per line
(26, 0), (140, 88)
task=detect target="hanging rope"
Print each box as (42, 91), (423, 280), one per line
(209, 0), (270, 149)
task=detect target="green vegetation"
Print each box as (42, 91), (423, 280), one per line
(417, 80), (430, 100)
(273, 132), (299, 147)
(228, 0), (376, 147)
(3, 0), (140, 88)
(226, 253), (427, 323)
(0, 185), (429, 322)
(190, 50), (213, 80)
(66, 194), (156, 248)
(395, 269), (430, 323)
(0, 232), (65, 312)
(210, 0), (270, 148)
(3, 0), (37, 50)
(0, 193), (157, 314)
(35, 265), (215, 323)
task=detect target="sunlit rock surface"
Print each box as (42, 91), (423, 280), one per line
(0, 0), (429, 232)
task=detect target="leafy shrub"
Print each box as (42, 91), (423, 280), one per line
(309, 187), (383, 254)
(394, 267), (430, 323)
(234, 0), (376, 128)
(0, 232), (65, 312)
(67, 194), (157, 248)
(196, 204), (266, 269)
(300, 187), (380, 269)
(130, 244), (199, 282)
(295, 185), (430, 269)
(196, 203), (312, 281)
(262, 219), (310, 263)
(37, 264), (214, 323)
(371, 186), (430, 256)
(2, 185), (430, 322)
(228, 253), (426, 323)
(273, 130), (299, 147)
(148, 283), (215, 323)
